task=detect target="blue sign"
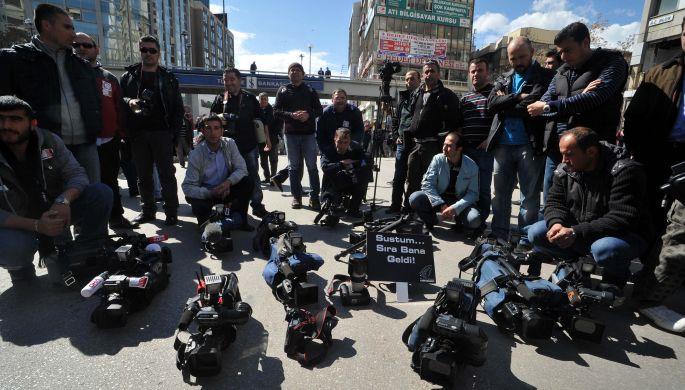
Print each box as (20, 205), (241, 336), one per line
(172, 69), (324, 91)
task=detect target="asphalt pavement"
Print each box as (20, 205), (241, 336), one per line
(0, 155), (683, 390)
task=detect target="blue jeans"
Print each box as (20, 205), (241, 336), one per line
(409, 191), (482, 229)
(542, 154), (560, 206)
(0, 183), (112, 271)
(390, 142), (410, 208)
(285, 134), (320, 201)
(491, 144), (544, 241)
(464, 146), (494, 223)
(528, 220), (647, 285)
(243, 147), (265, 209)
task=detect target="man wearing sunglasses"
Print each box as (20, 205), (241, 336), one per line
(73, 32), (135, 230)
(0, 4), (102, 184)
(119, 35), (184, 226)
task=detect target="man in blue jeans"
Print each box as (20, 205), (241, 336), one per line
(0, 96), (112, 285)
(528, 127), (653, 287)
(485, 37), (554, 251)
(273, 63), (323, 210)
(409, 131), (481, 232)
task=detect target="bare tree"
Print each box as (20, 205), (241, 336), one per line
(588, 16), (609, 48)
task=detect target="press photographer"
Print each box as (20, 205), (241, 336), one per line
(320, 128), (372, 219)
(0, 96), (112, 285)
(182, 114), (254, 233)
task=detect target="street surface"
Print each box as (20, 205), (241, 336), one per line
(1, 156), (683, 389)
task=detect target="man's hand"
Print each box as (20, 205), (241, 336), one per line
(396, 137), (403, 145)
(546, 223), (564, 241)
(128, 99), (141, 111)
(583, 79), (602, 94)
(37, 210), (65, 237)
(547, 223), (576, 248)
(527, 101), (547, 117)
(49, 203), (71, 228)
(292, 111), (310, 122)
(210, 181), (232, 199)
(341, 159), (356, 169)
(440, 204), (456, 220)
(496, 90), (505, 96)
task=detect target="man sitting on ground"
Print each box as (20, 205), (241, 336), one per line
(182, 114), (253, 231)
(409, 131), (481, 232)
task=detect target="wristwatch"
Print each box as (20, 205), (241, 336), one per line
(54, 195), (70, 206)
(543, 104), (551, 113)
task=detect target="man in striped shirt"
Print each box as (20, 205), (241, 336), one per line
(527, 22), (628, 202)
(460, 58), (494, 230)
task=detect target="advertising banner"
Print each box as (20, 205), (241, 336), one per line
(378, 31), (447, 59)
(376, 0), (471, 28)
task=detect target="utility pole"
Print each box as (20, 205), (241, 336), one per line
(308, 43), (312, 75)
(299, 53), (304, 65)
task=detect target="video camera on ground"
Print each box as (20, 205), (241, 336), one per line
(403, 278), (487, 386)
(174, 271), (252, 379)
(80, 234), (172, 328)
(201, 204), (237, 254)
(314, 197), (343, 228)
(327, 252), (372, 306)
(459, 239), (611, 342)
(284, 305), (338, 366)
(263, 232), (323, 307)
(253, 210), (298, 258)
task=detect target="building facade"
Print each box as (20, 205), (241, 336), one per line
(0, 0), (233, 69)
(350, 0), (474, 87)
(190, 1), (234, 70)
(471, 27), (558, 80)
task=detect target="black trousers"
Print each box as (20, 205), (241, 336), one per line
(130, 130), (179, 215)
(97, 138), (124, 219)
(186, 177), (253, 225)
(405, 140), (441, 207)
(259, 140), (279, 180)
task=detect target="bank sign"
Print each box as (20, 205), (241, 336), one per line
(376, 0), (471, 28)
(366, 232), (435, 283)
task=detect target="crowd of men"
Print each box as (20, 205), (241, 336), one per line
(0, 4), (682, 333)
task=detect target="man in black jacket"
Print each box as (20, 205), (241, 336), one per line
(486, 37), (554, 250)
(120, 35), (183, 226)
(0, 4), (102, 183)
(315, 89), (364, 152)
(387, 70), (420, 214)
(404, 60), (460, 206)
(273, 62), (323, 210)
(320, 128), (371, 217)
(528, 127), (652, 287)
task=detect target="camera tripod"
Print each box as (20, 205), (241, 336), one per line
(367, 85), (396, 214)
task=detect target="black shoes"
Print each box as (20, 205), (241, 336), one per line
(109, 216), (138, 229)
(270, 173), (286, 192)
(252, 206), (269, 218)
(8, 266), (37, 286)
(292, 198), (302, 209)
(165, 215), (178, 226)
(131, 212), (156, 225)
(309, 198), (321, 211)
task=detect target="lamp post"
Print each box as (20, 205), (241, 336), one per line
(180, 30), (189, 69)
(299, 53), (304, 65)
(308, 43), (312, 76)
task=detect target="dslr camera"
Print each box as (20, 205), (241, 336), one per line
(134, 89), (155, 116)
(219, 112), (240, 138)
(404, 278), (487, 386)
(174, 272), (252, 379)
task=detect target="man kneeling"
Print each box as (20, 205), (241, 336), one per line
(320, 128), (371, 218)
(409, 131), (481, 232)
(528, 127), (652, 287)
(0, 96), (112, 285)
(182, 114), (254, 231)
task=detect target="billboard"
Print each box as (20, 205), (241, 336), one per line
(376, 0), (471, 28)
(378, 31), (447, 59)
(376, 53), (468, 71)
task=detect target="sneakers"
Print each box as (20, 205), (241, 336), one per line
(309, 198), (321, 211)
(639, 305), (685, 333)
(292, 198), (302, 209)
(132, 211), (156, 225)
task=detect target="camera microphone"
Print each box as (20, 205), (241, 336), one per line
(81, 271), (109, 298)
(202, 222), (224, 244)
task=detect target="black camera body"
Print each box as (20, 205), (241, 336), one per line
(274, 258), (319, 307)
(136, 88), (155, 116)
(404, 278), (487, 386)
(221, 112), (240, 138)
(283, 305), (338, 366)
(661, 161), (685, 205)
(253, 211), (298, 258)
(201, 204), (234, 254)
(314, 197), (341, 227)
(175, 272), (252, 379)
(88, 237), (172, 328)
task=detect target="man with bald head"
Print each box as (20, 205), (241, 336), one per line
(485, 37), (554, 251)
(73, 32), (134, 229)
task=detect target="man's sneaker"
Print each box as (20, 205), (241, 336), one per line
(640, 305), (685, 333)
(132, 211), (156, 225)
(270, 174), (286, 192)
(252, 206), (269, 218)
(292, 198), (302, 209)
(109, 216), (137, 229)
(309, 198), (321, 211)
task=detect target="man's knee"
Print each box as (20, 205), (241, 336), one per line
(0, 229), (38, 270)
(79, 182), (113, 211)
(408, 191), (427, 208)
(528, 220), (549, 246)
(462, 208), (482, 229)
(590, 238), (628, 265)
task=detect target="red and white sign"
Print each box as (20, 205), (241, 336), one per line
(378, 31), (447, 59)
(376, 53), (468, 71)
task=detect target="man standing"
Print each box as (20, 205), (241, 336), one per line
(387, 70), (420, 214)
(273, 62), (323, 210)
(258, 92), (279, 184)
(486, 37), (554, 250)
(0, 4), (102, 183)
(73, 32), (134, 229)
(316, 89), (364, 152)
(528, 22), (628, 202)
(120, 35), (183, 226)
(460, 58), (495, 231)
(177, 106), (194, 168)
(528, 128), (651, 288)
(0, 96), (112, 285)
(408, 131), (481, 232)
(250, 62), (257, 75)
(404, 60), (461, 209)
(210, 68), (269, 221)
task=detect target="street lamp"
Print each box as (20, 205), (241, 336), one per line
(308, 43), (312, 76)
(299, 53), (304, 65)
